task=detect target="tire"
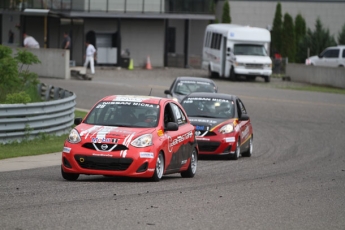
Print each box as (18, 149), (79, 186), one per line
(264, 75), (270, 83)
(242, 136), (253, 157)
(229, 138), (241, 160)
(152, 152), (164, 182)
(181, 148), (198, 178)
(61, 166), (79, 181)
(229, 67), (236, 81)
(208, 66), (217, 78)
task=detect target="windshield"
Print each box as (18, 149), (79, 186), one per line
(84, 101), (160, 128)
(174, 80), (216, 95)
(233, 44), (267, 56)
(181, 97), (235, 119)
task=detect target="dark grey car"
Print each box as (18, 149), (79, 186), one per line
(164, 76), (218, 102)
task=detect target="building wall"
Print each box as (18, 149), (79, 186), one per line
(121, 19), (165, 67)
(168, 19), (185, 55)
(216, 1), (345, 39)
(1, 12), (21, 47)
(189, 19), (209, 67)
(24, 16), (45, 48)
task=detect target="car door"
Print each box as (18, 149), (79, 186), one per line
(316, 49), (331, 67)
(165, 102), (194, 172)
(327, 49), (340, 67)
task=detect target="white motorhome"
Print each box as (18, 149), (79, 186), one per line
(202, 24), (272, 82)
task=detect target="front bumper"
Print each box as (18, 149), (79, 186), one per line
(196, 135), (236, 155)
(61, 142), (157, 178)
(235, 68), (272, 77)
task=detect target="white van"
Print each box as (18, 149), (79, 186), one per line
(202, 24), (272, 82)
(306, 45), (345, 67)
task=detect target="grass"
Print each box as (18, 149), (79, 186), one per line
(0, 110), (88, 160)
(277, 84), (345, 95)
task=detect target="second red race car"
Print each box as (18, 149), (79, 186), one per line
(180, 92), (253, 160)
(61, 95), (198, 181)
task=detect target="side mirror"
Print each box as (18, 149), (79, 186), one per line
(74, 117), (82, 125)
(239, 114), (250, 121)
(164, 89), (171, 95)
(165, 122), (178, 131)
(227, 47), (231, 52)
(318, 54), (323, 58)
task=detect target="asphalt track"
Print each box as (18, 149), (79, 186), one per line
(1, 67), (345, 230)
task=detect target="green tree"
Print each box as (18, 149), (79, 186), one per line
(210, 0), (219, 24)
(294, 13), (306, 63)
(271, 2), (283, 56)
(338, 23), (345, 45)
(281, 13), (295, 62)
(221, 1), (231, 23)
(296, 18), (337, 63)
(0, 45), (41, 103)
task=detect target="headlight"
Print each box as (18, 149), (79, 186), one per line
(235, 62), (244, 67)
(68, 129), (81, 143)
(131, 134), (153, 148)
(219, 124), (234, 134)
(264, 63), (272, 68)
(172, 97), (178, 102)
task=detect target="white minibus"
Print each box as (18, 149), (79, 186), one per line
(202, 24), (272, 82)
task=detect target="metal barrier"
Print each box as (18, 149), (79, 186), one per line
(0, 84), (76, 144)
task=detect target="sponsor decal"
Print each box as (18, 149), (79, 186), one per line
(196, 137), (210, 141)
(63, 147), (71, 153)
(195, 125), (205, 130)
(92, 137), (112, 143)
(147, 168), (155, 172)
(235, 125), (240, 132)
(225, 137), (235, 143)
(92, 153), (112, 157)
(195, 130), (201, 136)
(189, 118), (217, 124)
(181, 160), (187, 165)
(113, 96), (150, 102)
(169, 131), (193, 148)
(140, 152), (154, 159)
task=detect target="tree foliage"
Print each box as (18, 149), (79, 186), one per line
(338, 23), (345, 45)
(271, 2), (283, 56)
(0, 45), (41, 103)
(221, 1), (231, 23)
(296, 18), (337, 63)
(281, 13), (295, 62)
(294, 14), (307, 63)
(210, 0), (219, 24)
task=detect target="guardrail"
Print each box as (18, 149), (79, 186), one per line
(0, 84), (76, 144)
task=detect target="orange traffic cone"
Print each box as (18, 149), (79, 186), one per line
(145, 56), (152, 70)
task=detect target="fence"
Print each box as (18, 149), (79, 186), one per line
(0, 83), (76, 144)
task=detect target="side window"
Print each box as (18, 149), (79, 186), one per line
(322, 50), (332, 58)
(236, 99), (247, 117)
(170, 103), (187, 126)
(211, 33), (216, 49)
(342, 49), (345, 58)
(163, 103), (175, 127)
(329, 49), (339, 58)
(170, 79), (176, 91)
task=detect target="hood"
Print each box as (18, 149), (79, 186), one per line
(172, 93), (186, 102)
(75, 123), (155, 143)
(235, 55), (271, 64)
(308, 55), (319, 61)
(188, 117), (234, 131)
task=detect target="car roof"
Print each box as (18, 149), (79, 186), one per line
(100, 95), (167, 104)
(176, 76), (216, 84)
(182, 92), (237, 100)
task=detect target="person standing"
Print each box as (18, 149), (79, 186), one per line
(23, 33), (40, 48)
(83, 41), (97, 75)
(62, 32), (71, 60)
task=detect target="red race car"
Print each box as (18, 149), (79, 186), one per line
(61, 95), (198, 181)
(180, 92), (253, 160)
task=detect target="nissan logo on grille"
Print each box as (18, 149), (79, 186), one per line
(101, 144), (108, 150)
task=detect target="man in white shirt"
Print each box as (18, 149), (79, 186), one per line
(23, 33), (40, 48)
(83, 41), (97, 75)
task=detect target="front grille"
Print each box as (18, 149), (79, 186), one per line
(75, 155), (133, 171)
(245, 63), (263, 69)
(82, 143), (128, 151)
(197, 141), (220, 152)
(204, 132), (216, 137)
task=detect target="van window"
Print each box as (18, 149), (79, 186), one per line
(328, 49), (339, 58)
(211, 33), (217, 49)
(234, 44), (267, 56)
(343, 49), (345, 58)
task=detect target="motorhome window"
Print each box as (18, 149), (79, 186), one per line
(205, 32), (209, 47)
(233, 44), (267, 56)
(216, 35), (222, 50)
(211, 33), (217, 49)
(207, 32), (212, 47)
